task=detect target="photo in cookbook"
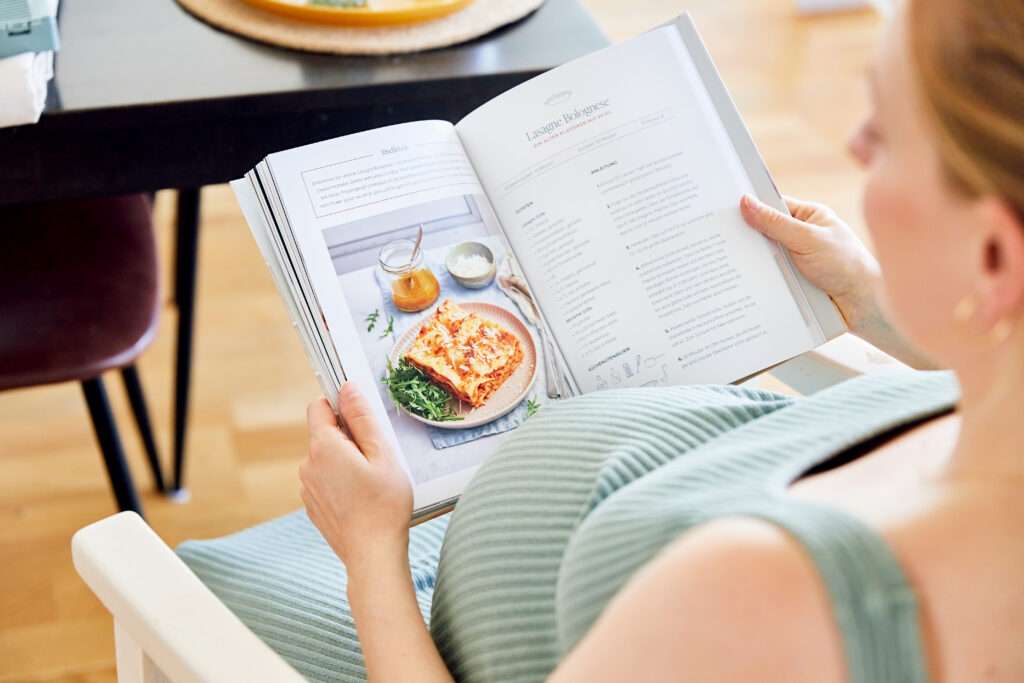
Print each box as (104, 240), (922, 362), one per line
(321, 192), (552, 486)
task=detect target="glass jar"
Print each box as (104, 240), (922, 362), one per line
(378, 239), (440, 313)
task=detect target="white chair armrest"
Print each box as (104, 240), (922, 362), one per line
(72, 512), (304, 683)
(770, 333), (907, 395)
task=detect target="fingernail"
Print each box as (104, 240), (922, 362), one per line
(741, 194), (756, 209)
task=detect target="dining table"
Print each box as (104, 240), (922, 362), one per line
(0, 0), (608, 496)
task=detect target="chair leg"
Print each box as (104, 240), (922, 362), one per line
(172, 187), (201, 494)
(120, 364), (166, 493)
(81, 378), (144, 516)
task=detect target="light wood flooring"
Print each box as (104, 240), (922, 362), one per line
(0, 2), (882, 680)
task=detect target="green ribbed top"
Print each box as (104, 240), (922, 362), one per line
(430, 370), (958, 683)
(178, 370), (958, 683)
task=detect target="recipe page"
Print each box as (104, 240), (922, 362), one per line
(456, 25), (819, 393)
(261, 120), (548, 513)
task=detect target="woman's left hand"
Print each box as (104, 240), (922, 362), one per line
(300, 383), (413, 576)
(302, 387), (455, 682)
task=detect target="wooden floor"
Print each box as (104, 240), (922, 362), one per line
(0, 2), (881, 680)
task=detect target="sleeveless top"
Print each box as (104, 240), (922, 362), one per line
(429, 369), (960, 683)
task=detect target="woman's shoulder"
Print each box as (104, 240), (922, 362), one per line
(652, 517), (849, 681)
(551, 516), (847, 683)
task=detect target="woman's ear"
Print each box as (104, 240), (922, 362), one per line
(973, 197), (1024, 326)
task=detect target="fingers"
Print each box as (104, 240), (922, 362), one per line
(307, 396), (340, 433)
(782, 195), (829, 223)
(740, 195), (819, 254)
(337, 382), (388, 460)
(305, 384), (390, 463)
(306, 396), (361, 470)
(783, 195), (813, 218)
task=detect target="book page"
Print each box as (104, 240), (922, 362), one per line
(456, 26), (821, 393)
(259, 121), (553, 514)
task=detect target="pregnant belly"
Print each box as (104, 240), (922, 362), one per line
(428, 384), (789, 682)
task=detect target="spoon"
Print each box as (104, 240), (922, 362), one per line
(399, 225), (425, 289)
(408, 225), (424, 269)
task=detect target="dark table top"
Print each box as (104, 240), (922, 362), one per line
(0, 0), (607, 205)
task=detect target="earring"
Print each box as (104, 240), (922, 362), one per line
(953, 295), (978, 324)
(989, 318), (1016, 346)
(953, 294), (1017, 345)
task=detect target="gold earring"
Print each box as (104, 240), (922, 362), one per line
(989, 318), (1016, 346)
(953, 295), (978, 324)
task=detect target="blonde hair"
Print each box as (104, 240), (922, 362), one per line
(908, 0), (1024, 215)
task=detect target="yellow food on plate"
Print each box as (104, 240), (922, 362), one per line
(404, 300), (523, 408)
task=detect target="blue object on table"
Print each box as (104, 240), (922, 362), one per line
(1, 0), (59, 59)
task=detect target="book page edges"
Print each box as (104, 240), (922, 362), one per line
(230, 177), (341, 410)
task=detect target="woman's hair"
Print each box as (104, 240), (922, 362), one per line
(907, 0), (1024, 216)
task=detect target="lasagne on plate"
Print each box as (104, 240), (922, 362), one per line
(404, 300), (523, 408)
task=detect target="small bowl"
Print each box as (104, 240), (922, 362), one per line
(445, 242), (496, 289)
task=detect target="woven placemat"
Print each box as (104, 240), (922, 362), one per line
(176, 0), (545, 55)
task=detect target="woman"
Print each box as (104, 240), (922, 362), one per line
(298, 2), (1024, 680)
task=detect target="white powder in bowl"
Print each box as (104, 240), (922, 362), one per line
(451, 253), (492, 278)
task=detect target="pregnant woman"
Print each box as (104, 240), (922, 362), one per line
(295, 2), (1024, 681)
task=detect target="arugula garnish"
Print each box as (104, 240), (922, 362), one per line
(379, 314), (395, 340)
(365, 309), (380, 332)
(526, 398), (540, 418)
(384, 359), (463, 422)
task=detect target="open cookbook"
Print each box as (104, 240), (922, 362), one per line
(232, 14), (846, 520)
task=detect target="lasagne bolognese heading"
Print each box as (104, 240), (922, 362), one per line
(404, 300), (523, 408)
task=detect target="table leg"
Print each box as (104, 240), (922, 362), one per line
(171, 187), (200, 497)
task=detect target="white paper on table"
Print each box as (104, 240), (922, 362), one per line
(0, 50), (53, 127)
(0, 0), (59, 128)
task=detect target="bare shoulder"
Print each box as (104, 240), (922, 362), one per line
(551, 517), (846, 683)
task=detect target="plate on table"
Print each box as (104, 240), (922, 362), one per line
(387, 302), (537, 430)
(242, 0), (475, 26)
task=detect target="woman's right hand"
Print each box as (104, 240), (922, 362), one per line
(739, 194), (880, 334)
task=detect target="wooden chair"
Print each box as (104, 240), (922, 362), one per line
(69, 335), (903, 682)
(0, 194), (165, 515)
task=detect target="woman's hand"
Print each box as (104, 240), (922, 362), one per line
(740, 195), (936, 369)
(299, 382), (412, 577)
(301, 384), (455, 683)
(740, 194), (881, 333)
